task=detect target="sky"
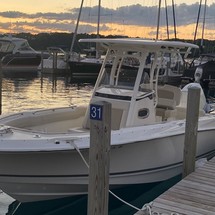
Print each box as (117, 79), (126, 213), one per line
(1, 0), (215, 40)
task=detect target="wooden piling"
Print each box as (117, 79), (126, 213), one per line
(52, 51), (58, 72)
(87, 101), (111, 215)
(40, 51), (44, 72)
(182, 87), (201, 178)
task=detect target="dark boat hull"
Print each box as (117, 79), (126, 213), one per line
(1, 53), (42, 72)
(69, 60), (101, 83)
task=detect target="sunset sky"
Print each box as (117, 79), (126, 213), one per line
(1, 0), (215, 40)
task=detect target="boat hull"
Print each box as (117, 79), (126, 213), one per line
(69, 60), (101, 82)
(1, 53), (42, 72)
(0, 123), (215, 202)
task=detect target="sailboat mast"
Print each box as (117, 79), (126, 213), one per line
(201, 0), (207, 50)
(165, 0), (170, 40)
(172, 0), (177, 39)
(96, 0), (101, 58)
(194, 0), (202, 42)
(70, 0), (84, 53)
(156, 0), (162, 40)
(97, 0), (101, 38)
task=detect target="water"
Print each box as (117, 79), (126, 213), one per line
(0, 72), (181, 215)
(1, 73), (93, 114)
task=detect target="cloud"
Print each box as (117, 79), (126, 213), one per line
(0, 3), (214, 36)
(0, 11), (26, 18)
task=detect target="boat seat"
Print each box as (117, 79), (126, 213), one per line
(156, 84), (181, 120)
(157, 98), (176, 110)
(157, 84), (181, 108)
(176, 84), (206, 119)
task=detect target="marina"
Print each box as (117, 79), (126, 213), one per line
(0, 38), (215, 215)
(1, 0), (215, 214)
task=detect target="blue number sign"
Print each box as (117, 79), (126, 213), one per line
(90, 104), (103, 120)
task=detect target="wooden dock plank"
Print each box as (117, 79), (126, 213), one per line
(197, 163), (215, 171)
(194, 169), (213, 177)
(152, 205), (200, 215)
(194, 169), (215, 178)
(185, 174), (215, 186)
(153, 198), (215, 215)
(164, 189), (215, 205)
(147, 157), (215, 215)
(170, 186), (215, 199)
(152, 204), (209, 215)
(160, 192), (215, 210)
(178, 179), (215, 193)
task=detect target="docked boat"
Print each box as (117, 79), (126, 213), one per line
(0, 35), (48, 72)
(68, 0), (104, 83)
(69, 49), (185, 85)
(192, 53), (215, 67)
(38, 47), (72, 74)
(0, 38), (215, 203)
(181, 53), (215, 96)
(69, 53), (103, 82)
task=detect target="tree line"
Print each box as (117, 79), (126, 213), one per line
(1, 32), (215, 56)
(0, 32), (126, 53)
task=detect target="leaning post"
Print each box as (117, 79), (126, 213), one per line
(87, 101), (111, 215)
(182, 87), (201, 178)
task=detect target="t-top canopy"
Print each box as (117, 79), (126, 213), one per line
(79, 38), (199, 51)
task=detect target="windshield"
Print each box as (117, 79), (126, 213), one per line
(0, 41), (15, 53)
(17, 41), (34, 51)
(99, 56), (139, 90)
(98, 51), (151, 93)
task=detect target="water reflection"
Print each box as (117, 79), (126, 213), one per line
(1, 73), (93, 114)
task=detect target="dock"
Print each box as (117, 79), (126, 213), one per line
(139, 157), (215, 215)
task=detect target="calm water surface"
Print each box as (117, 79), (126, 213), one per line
(1, 73), (93, 114)
(0, 72), (181, 215)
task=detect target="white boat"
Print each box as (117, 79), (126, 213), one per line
(38, 47), (71, 74)
(0, 35), (48, 72)
(0, 38), (214, 203)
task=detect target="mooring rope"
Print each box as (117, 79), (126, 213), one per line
(70, 141), (180, 215)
